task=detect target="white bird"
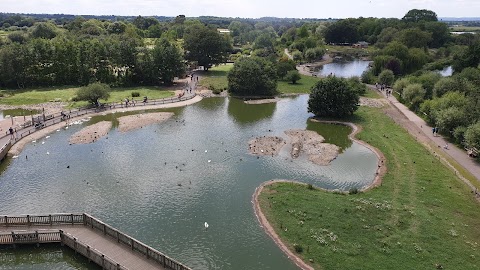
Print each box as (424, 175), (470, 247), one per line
(204, 222), (209, 230)
(46, 152), (49, 155)
(65, 126), (68, 129)
(208, 160), (211, 163)
(45, 136), (50, 139)
(31, 140), (36, 143)
(205, 150), (208, 153)
(12, 156), (18, 159)
(41, 141), (45, 144)
(56, 129), (60, 132)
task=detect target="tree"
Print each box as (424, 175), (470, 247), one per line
(398, 28), (432, 48)
(402, 83), (426, 111)
(152, 38), (184, 85)
(227, 57), (277, 96)
(378, 69), (394, 86)
(75, 83), (110, 106)
(7, 32), (27, 44)
(402, 9), (438, 23)
(453, 40), (480, 73)
(184, 24), (231, 70)
(465, 122), (480, 149)
(324, 19), (359, 44)
(285, 70), (301, 84)
(308, 76), (359, 118)
(277, 59), (296, 79)
(30, 22), (57, 39)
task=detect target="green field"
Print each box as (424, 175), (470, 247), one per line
(259, 106), (480, 270)
(450, 26), (480, 32)
(198, 64), (232, 91)
(0, 86), (175, 108)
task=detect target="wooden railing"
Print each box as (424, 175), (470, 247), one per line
(83, 214), (191, 270)
(0, 213), (191, 270)
(60, 230), (125, 270)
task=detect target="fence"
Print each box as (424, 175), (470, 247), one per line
(0, 213), (191, 270)
(0, 94), (196, 150)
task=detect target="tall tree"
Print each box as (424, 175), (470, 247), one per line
(184, 24), (231, 70)
(402, 9), (438, 23)
(308, 76), (359, 118)
(152, 38), (185, 85)
(228, 57), (277, 96)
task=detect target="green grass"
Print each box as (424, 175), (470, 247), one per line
(0, 86), (174, 108)
(259, 106), (480, 270)
(198, 64), (233, 91)
(450, 26), (480, 32)
(278, 75), (320, 94)
(362, 88), (382, 99)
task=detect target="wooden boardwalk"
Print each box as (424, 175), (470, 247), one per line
(0, 214), (190, 270)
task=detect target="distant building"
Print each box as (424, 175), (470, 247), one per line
(352, 41), (369, 48)
(217, 29), (231, 34)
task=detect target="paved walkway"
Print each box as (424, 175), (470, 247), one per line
(1, 225), (164, 269)
(0, 78), (202, 157)
(372, 85), (480, 183)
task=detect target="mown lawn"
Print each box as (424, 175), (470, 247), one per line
(0, 86), (175, 108)
(259, 106), (480, 270)
(198, 64), (232, 91)
(278, 75), (320, 94)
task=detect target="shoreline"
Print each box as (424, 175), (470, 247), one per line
(252, 121), (386, 270)
(7, 95), (203, 156)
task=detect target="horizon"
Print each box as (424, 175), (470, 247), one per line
(2, 0), (480, 20)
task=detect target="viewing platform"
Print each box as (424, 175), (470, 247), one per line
(0, 213), (191, 270)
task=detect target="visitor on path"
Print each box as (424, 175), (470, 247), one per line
(432, 127), (436, 136)
(9, 127), (14, 138)
(435, 127), (439, 136)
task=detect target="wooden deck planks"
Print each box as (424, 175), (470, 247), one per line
(0, 225), (165, 270)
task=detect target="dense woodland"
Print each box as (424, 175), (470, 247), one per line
(0, 10), (479, 150)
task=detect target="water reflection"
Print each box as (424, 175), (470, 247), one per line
(0, 95), (377, 270)
(0, 244), (99, 270)
(227, 97), (276, 125)
(315, 60), (370, 78)
(306, 119), (352, 150)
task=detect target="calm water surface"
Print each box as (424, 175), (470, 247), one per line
(315, 60), (370, 78)
(0, 95), (377, 269)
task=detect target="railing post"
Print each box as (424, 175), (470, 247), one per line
(87, 246), (91, 261)
(102, 254), (105, 268)
(103, 223), (106, 235)
(131, 239), (134, 250)
(27, 215), (30, 226)
(59, 230), (64, 246)
(82, 213), (87, 226)
(71, 214), (74, 225)
(49, 215), (52, 225)
(5, 216), (8, 226)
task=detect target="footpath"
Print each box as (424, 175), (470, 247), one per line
(0, 76), (202, 158)
(372, 85), (480, 184)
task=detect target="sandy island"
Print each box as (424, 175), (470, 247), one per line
(244, 98), (279, 105)
(359, 97), (387, 108)
(69, 121), (112, 144)
(248, 129), (340, 166)
(118, 112), (174, 132)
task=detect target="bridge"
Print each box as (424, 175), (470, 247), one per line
(0, 213), (191, 270)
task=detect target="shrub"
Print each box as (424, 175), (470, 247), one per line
(349, 188), (359, 194)
(294, 244), (303, 253)
(307, 184), (314, 190)
(361, 69), (376, 84)
(131, 91), (140, 97)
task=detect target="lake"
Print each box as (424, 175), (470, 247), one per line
(0, 95), (378, 269)
(315, 59), (371, 78)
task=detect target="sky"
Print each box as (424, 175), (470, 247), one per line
(1, 0), (479, 19)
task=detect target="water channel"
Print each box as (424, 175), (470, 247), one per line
(0, 95), (378, 269)
(315, 59), (371, 78)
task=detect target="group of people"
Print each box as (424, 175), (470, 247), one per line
(375, 83), (392, 97)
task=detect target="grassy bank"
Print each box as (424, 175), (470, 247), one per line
(198, 64), (232, 92)
(0, 86), (174, 108)
(258, 106), (480, 269)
